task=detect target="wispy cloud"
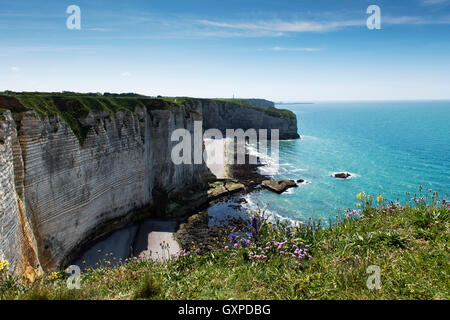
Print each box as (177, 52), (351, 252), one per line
(0, 46), (98, 55)
(197, 14), (450, 36)
(87, 27), (113, 32)
(270, 46), (321, 52)
(121, 72), (131, 77)
(422, 0), (448, 5)
(10, 66), (19, 72)
(383, 15), (450, 25)
(198, 19), (364, 34)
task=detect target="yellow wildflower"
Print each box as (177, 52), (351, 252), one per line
(48, 271), (62, 281)
(0, 260), (10, 272)
(356, 192), (366, 199)
(377, 195), (384, 202)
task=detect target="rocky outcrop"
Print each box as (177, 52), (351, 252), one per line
(333, 172), (351, 179)
(261, 179), (298, 194)
(0, 110), (40, 276)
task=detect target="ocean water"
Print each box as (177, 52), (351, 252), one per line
(74, 101), (449, 265)
(239, 101), (450, 223)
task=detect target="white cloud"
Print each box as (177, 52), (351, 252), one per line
(198, 15), (450, 36)
(10, 66), (19, 72)
(198, 19), (364, 33)
(121, 71), (131, 77)
(271, 46), (321, 52)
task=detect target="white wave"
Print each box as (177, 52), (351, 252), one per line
(241, 193), (303, 226)
(283, 188), (296, 194)
(246, 143), (281, 176)
(258, 166), (279, 176)
(300, 135), (320, 141)
(290, 168), (307, 173)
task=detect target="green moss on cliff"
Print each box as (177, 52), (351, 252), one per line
(0, 91), (295, 143)
(0, 92), (185, 143)
(0, 108), (6, 121)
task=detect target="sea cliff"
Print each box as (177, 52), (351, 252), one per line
(0, 93), (299, 274)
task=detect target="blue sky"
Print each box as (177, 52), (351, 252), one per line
(1, 0), (450, 101)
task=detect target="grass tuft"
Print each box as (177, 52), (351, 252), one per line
(133, 273), (161, 300)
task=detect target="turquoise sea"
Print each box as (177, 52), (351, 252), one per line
(75, 101), (449, 265)
(233, 101), (450, 223)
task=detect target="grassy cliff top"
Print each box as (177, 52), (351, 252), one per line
(0, 92), (186, 143)
(0, 92), (295, 119)
(0, 92), (296, 142)
(0, 92), (184, 116)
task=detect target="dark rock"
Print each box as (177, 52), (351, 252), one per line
(333, 172), (351, 179)
(261, 179), (298, 194)
(296, 179), (305, 183)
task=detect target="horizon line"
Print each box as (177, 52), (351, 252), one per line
(2, 90), (450, 103)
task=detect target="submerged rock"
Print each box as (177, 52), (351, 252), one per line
(261, 179), (298, 194)
(333, 172), (351, 179)
(296, 179), (305, 183)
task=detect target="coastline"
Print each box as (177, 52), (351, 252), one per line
(69, 138), (269, 268)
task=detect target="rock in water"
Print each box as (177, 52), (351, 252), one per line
(296, 179), (305, 183)
(261, 180), (298, 194)
(334, 172), (351, 179)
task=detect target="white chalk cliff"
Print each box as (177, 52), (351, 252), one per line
(0, 96), (298, 274)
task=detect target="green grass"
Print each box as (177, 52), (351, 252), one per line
(1, 188), (448, 300)
(0, 92), (295, 144)
(0, 92), (186, 143)
(0, 108), (6, 121)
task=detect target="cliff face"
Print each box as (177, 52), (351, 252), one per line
(194, 100), (299, 140)
(0, 94), (299, 273)
(0, 111), (40, 276)
(0, 105), (206, 272)
(243, 99), (275, 109)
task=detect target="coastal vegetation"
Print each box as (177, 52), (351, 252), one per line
(1, 188), (448, 300)
(0, 108), (6, 121)
(0, 92), (296, 143)
(0, 92), (184, 143)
